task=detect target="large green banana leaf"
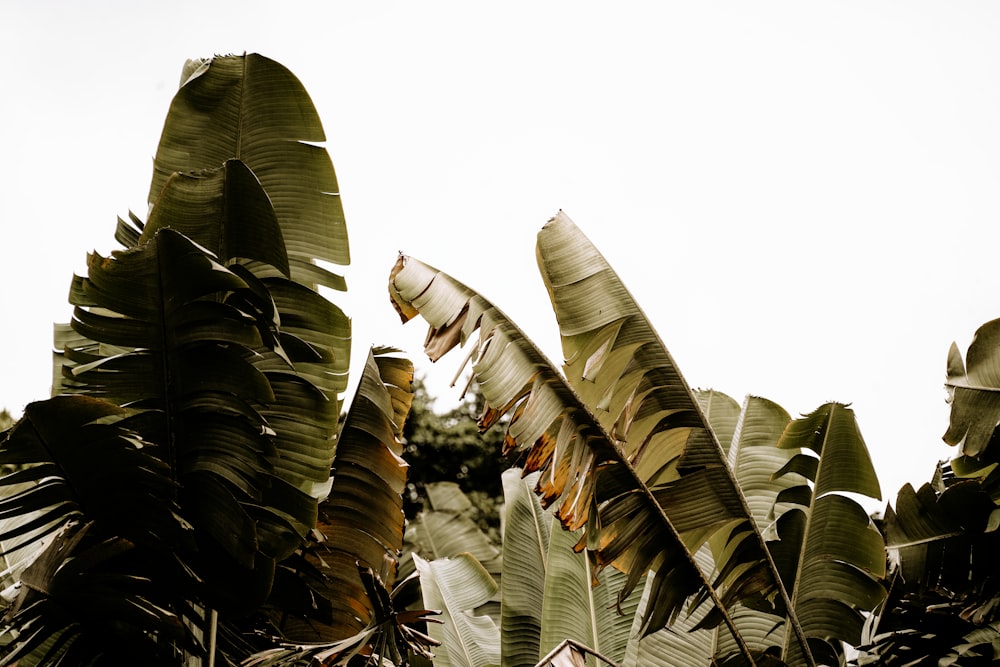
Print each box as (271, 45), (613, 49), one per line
(390, 255), (762, 664)
(624, 394), (797, 665)
(534, 212), (811, 661)
(540, 520), (642, 667)
(148, 103), (348, 482)
(771, 403), (886, 666)
(23, 53), (358, 665)
(149, 159), (346, 492)
(500, 470), (551, 667)
(98, 55), (351, 495)
(147, 53), (349, 281)
(54, 73), (350, 553)
(500, 467), (641, 667)
(944, 320), (1000, 459)
(413, 552), (501, 667)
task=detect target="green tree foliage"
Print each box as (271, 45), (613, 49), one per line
(402, 379), (516, 538)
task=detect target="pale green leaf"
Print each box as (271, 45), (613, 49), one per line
(413, 553), (501, 667)
(540, 521), (641, 667)
(500, 470), (552, 667)
(696, 390), (741, 460)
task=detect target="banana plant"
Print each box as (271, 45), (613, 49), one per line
(863, 324), (1000, 665)
(389, 254), (787, 664)
(390, 212), (892, 666)
(0, 54), (427, 665)
(50, 53), (348, 607)
(413, 552), (501, 667)
(537, 212), (886, 665)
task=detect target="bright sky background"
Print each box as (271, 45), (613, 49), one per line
(4, 2), (1000, 507)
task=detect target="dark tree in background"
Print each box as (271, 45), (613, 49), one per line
(401, 378), (519, 537)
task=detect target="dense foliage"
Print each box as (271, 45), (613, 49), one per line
(0, 54), (432, 666)
(402, 380), (516, 537)
(3, 53), (1000, 667)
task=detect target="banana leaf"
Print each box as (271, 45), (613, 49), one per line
(866, 474), (1000, 664)
(540, 520), (642, 667)
(390, 254), (761, 664)
(696, 390), (742, 461)
(771, 403), (886, 666)
(52, 229), (309, 603)
(500, 470), (551, 667)
(624, 394), (796, 666)
(256, 350), (437, 664)
(534, 212), (812, 662)
(148, 53), (349, 277)
(413, 552), (501, 667)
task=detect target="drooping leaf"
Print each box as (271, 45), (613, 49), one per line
(389, 252), (759, 664)
(534, 211), (811, 660)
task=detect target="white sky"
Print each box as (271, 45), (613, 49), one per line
(3, 1), (1000, 507)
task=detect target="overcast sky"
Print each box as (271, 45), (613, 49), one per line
(4, 1), (1000, 505)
